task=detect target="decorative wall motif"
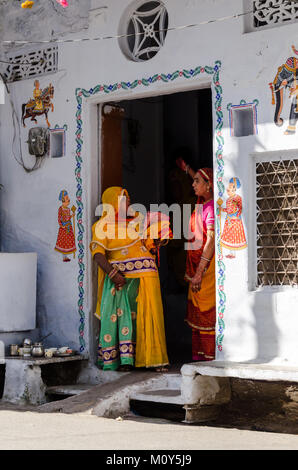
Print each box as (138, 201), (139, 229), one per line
(217, 178), (247, 259)
(22, 80), (54, 128)
(54, 190), (77, 262)
(118, 0), (169, 62)
(4, 46), (58, 83)
(252, 0), (298, 29)
(75, 61), (225, 354)
(269, 45), (298, 135)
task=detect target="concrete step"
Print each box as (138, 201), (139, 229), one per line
(38, 370), (175, 417)
(130, 389), (184, 405)
(130, 374), (183, 405)
(46, 384), (94, 397)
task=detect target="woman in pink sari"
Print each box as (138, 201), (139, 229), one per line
(177, 160), (216, 361)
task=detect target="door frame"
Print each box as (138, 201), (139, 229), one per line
(76, 66), (223, 361)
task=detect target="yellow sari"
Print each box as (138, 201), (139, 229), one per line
(90, 187), (169, 369)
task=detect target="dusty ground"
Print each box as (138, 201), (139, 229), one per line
(0, 403), (298, 450)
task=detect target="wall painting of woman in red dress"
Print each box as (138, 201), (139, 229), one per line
(217, 177), (247, 259)
(55, 190), (76, 262)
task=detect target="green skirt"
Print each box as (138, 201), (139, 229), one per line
(98, 276), (140, 371)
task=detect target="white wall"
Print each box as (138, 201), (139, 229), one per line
(0, 253), (37, 332)
(1, 0), (298, 364)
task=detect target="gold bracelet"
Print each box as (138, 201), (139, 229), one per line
(108, 265), (119, 279)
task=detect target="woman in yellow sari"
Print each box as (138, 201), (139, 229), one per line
(90, 186), (169, 371)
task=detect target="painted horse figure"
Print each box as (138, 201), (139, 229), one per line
(22, 83), (54, 128)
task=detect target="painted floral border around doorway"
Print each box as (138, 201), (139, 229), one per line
(75, 61), (226, 354)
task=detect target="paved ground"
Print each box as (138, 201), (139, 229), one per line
(1, 406), (298, 450)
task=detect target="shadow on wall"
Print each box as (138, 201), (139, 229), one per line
(0, 208), (79, 350)
(227, 134), (280, 363)
(250, 292), (280, 363)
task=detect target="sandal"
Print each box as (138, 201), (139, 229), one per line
(155, 367), (169, 373)
(118, 365), (133, 372)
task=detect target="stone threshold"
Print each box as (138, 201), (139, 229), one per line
(181, 361), (298, 383)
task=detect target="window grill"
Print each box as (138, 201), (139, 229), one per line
(3, 46), (58, 83)
(244, 0), (298, 32)
(119, 0), (168, 62)
(256, 158), (298, 287)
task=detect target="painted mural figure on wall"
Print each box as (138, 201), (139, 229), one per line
(55, 190), (77, 262)
(217, 178), (247, 259)
(22, 81), (54, 128)
(269, 45), (298, 135)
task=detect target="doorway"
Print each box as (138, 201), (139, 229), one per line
(99, 87), (213, 365)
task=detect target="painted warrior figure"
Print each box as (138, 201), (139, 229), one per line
(22, 81), (54, 128)
(33, 80), (43, 112)
(55, 190), (76, 262)
(269, 45), (298, 135)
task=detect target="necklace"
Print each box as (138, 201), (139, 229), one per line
(202, 197), (213, 204)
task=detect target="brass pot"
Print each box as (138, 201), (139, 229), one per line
(10, 344), (19, 356)
(31, 343), (44, 357)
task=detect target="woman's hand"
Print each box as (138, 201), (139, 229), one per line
(150, 239), (161, 254)
(191, 271), (203, 293)
(176, 157), (188, 172)
(94, 253), (126, 290)
(111, 272), (126, 290)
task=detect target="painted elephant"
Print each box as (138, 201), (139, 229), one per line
(269, 46), (298, 135)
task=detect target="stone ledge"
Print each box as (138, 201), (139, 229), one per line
(181, 361), (298, 383)
(4, 355), (88, 366)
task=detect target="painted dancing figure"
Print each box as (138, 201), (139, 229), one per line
(55, 190), (76, 262)
(218, 177), (247, 259)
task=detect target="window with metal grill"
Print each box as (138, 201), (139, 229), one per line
(3, 46), (58, 83)
(244, 0), (298, 33)
(256, 158), (298, 287)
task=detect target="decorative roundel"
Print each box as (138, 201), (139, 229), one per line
(119, 0), (169, 62)
(122, 327), (130, 336)
(104, 334), (112, 343)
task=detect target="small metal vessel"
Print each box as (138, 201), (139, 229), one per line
(23, 338), (33, 348)
(23, 346), (32, 357)
(31, 342), (44, 357)
(10, 344), (19, 356)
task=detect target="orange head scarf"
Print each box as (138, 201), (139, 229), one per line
(100, 186), (129, 221)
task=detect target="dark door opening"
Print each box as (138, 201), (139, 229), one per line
(100, 88), (213, 365)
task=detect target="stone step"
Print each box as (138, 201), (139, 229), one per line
(46, 384), (94, 397)
(130, 388), (184, 405)
(38, 371), (172, 416)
